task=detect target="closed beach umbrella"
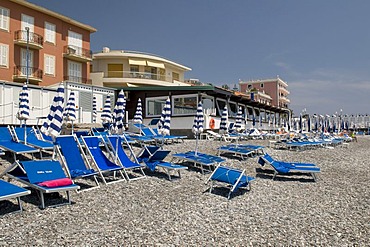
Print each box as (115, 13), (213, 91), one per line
(112, 90), (126, 134)
(299, 114), (303, 133)
(92, 96), (97, 123)
(133, 98), (143, 124)
(101, 95), (112, 124)
(64, 91), (76, 134)
(17, 83), (30, 144)
(41, 83), (64, 138)
(192, 102), (204, 155)
(219, 106), (228, 134)
(235, 106), (243, 131)
(158, 97), (171, 136)
(252, 114), (256, 127)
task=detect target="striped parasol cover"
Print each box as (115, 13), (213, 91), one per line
(17, 83), (30, 121)
(64, 91), (76, 122)
(112, 90), (126, 134)
(192, 102), (204, 135)
(219, 106), (228, 134)
(133, 98), (143, 124)
(101, 95), (112, 123)
(235, 106), (243, 130)
(158, 97), (171, 136)
(92, 96), (97, 122)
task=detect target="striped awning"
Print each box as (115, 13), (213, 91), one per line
(128, 59), (146, 66)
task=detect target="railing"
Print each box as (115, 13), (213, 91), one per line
(64, 45), (92, 60)
(104, 71), (174, 82)
(64, 75), (92, 84)
(13, 66), (43, 80)
(14, 30), (43, 46)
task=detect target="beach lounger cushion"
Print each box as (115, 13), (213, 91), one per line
(37, 178), (73, 188)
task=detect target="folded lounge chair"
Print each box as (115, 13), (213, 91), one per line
(205, 165), (255, 199)
(55, 135), (100, 192)
(0, 126), (39, 161)
(5, 160), (80, 209)
(0, 179), (31, 213)
(137, 146), (187, 180)
(258, 153), (320, 181)
(106, 136), (146, 181)
(171, 151), (225, 174)
(82, 136), (126, 184)
(218, 144), (265, 159)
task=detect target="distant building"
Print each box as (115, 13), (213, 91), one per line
(90, 47), (192, 88)
(239, 76), (290, 109)
(0, 0), (96, 86)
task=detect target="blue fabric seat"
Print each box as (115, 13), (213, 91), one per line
(107, 136), (146, 181)
(13, 126), (54, 153)
(137, 145), (187, 180)
(82, 136), (125, 184)
(55, 135), (100, 191)
(206, 165), (255, 199)
(6, 160), (80, 209)
(0, 179), (31, 214)
(171, 151), (225, 174)
(258, 153), (320, 181)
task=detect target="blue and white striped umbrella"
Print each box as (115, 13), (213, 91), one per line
(235, 106), (243, 130)
(41, 83), (65, 138)
(92, 96), (97, 123)
(133, 98), (143, 124)
(64, 91), (76, 122)
(17, 83), (30, 121)
(219, 106), (228, 134)
(158, 97), (171, 136)
(101, 95), (112, 123)
(192, 102), (204, 135)
(112, 90), (126, 134)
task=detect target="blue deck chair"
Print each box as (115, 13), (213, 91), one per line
(0, 126), (39, 161)
(258, 153), (320, 181)
(221, 144), (265, 156)
(82, 136), (126, 184)
(171, 151), (225, 174)
(137, 146), (187, 180)
(205, 165), (255, 199)
(106, 136), (146, 181)
(5, 160), (80, 209)
(55, 135), (100, 192)
(0, 179), (31, 214)
(217, 145), (255, 160)
(13, 126), (54, 158)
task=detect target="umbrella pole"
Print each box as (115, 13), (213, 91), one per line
(71, 120), (74, 135)
(24, 120), (27, 145)
(195, 134), (199, 156)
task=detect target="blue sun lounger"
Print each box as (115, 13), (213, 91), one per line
(0, 126), (39, 161)
(0, 179), (31, 213)
(205, 165), (255, 199)
(171, 151), (226, 174)
(137, 146), (187, 180)
(106, 136), (146, 181)
(5, 160), (80, 209)
(55, 135), (100, 192)
(258, 153), (320, 181)
(13, 126), (54, 157)
(82, 136), (126, 184)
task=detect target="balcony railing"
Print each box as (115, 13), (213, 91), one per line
(13, 66), (43, 82)
(64, 45), (92, 61)
(64, 75), (92, 84)
(104, 71), (177, 82)
(14, 30), (43, 49)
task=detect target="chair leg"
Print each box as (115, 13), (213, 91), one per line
(17, 197), (23, 212)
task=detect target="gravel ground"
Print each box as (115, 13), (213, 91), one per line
(0, 136), (369, 246)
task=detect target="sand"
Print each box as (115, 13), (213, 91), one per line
(0, 136), (369, 246)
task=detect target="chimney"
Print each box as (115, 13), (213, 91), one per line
(102, 47), (110, 53)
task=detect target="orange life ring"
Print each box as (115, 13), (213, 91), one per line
(209, 118), (215, 129)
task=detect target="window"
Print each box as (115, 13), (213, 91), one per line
(172, 72), (179, 81)
(201, 95), (214, 111)
(44, 22), (56, 44)
(173, 94), (197, 115)
(0, 7), (9, 31)
(146, 97), (168, 117)
(21, 48), (33, 76)
(107, 64), (123, 78)
(68, 61), (82, 82)
(216, 98), (227, 117)
(68, 31), (82, 55)
(0, 43), (8, 67)
(247, 84), (252, 89)
(228, 101), (238, 117)
(246, 107), (254, 120)
(44, 54), (55, 75)
(260, 83), (264, 88)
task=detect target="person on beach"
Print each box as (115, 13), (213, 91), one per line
(350, 131), (357, 142)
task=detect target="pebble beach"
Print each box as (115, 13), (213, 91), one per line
(0, 136), (369, 246)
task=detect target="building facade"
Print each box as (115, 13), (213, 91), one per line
(239, 76), (290, 109)
(0, 0), (96, 87)
(90, 47), (192, 89)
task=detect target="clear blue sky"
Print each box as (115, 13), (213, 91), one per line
(29, 0), (370, 115)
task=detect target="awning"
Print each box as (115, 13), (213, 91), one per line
(128, 59), (146, 66)
(147, 60), (165, 69)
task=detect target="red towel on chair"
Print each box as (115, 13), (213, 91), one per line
(38, 178), (73, 188)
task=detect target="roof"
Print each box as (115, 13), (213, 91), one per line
(11, 0), (97, 33)
(120, 85), (214, 91)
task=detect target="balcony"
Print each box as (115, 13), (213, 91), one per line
(64, 75), (92, 84)
(13, 66), (43, 84)
(63, 45), (92, 62)
(14, 30), (43, 49)
(280, 96), (291, 103)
